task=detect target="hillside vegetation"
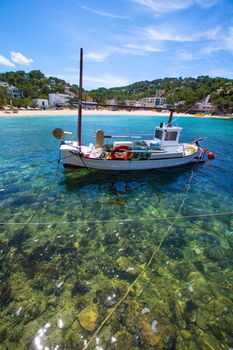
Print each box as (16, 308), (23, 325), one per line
(0, 70), (233, 114)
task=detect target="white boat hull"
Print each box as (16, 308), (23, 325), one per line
(60, 146), (200, 171)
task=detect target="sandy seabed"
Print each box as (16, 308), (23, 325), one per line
(0, 108), (231, 119)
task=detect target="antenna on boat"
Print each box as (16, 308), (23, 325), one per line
(167, 110), (173, 127)
(77, 48), (83, 147)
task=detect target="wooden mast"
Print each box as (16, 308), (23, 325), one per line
(167, 110), (173, 127)
(77, 48), (83, 147)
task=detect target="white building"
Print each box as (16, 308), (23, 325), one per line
(196, 102), (213, 112)
(143, 97), (167, 108)
(49, 93), (70, 107)
(174, 101), (185, 107)
(8, 86), (21, 99)
(0, 81), (9, 88)
(33, 98), (49, 110)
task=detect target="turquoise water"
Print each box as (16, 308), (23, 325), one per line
(0, 114), (233, 350)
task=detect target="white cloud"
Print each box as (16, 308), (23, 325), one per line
(84, 44), (163, 63)
(224, 26), (233, 52)
(85, 73), (130, 88)
(131, 0), (220, 13)
(132, 0), (193, 13)
(196, 0), (220, 8)
(124, 43), (164, 53)
(0, 54), (15, 67)
(145, 26), (221, 42)
(207, 68), (233, 78)
(10, 51), (33, 65)
(81, 5), (127, 19)
(85, 51), (110, 62)
(176, 50), (195, 61)
(200, 26), (233, 55)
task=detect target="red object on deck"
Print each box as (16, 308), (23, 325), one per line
(208, 152), (215, 159)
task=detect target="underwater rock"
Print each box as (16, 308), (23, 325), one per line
(141, 307), (150, 315)
(0, 282), (12, 308)
(196, 308), (214, 331)
(78, 304), (98, 331)
(196, 232), (220, 245)
(71, 280), (90, 297)
(104, 232), (119, 245)
(125, 301), (176, 349)
(65, 321), (84, 349)
(180, 329), (192, 340)
(12, 192), (37, 206)
(8, 324), (24, 342)
(193, 260), (205, 273)
(162, 228), (186, 248)
(8, 226), (32, 250)
(0, 325), (7, 342)
(96, 285), (120, 308)
(183, 299), (197, 325)
(206, 296), (233, 315)
(116, 256), (137, 274)
(124, 245), (135, 256)
(109, 330), (135, 350)
(204, 246), (232, 268)
(151, 319), (158, 333)
(168, 260), (193, 281)
(166, 247), (184, 260)
(56, 311), (74, 329)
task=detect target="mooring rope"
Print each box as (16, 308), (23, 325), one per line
(81, 167), (196, 350)
(1, 210), (233, 226)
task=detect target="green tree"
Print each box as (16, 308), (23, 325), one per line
(0, 87), (8, 106)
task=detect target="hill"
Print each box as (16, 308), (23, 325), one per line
(0, 70), (233, 114)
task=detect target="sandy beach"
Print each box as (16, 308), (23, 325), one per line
(0, 108), (231, 119)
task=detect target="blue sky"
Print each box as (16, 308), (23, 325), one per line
(0, 0), (233, 89)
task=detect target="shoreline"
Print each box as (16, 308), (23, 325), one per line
(0, 108), (232, 119)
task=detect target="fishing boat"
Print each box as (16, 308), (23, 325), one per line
(53, 49), (213, 171)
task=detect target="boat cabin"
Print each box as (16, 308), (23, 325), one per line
(153, 123), (183, 148)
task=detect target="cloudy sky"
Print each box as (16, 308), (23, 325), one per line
(0, 0), (233, 89)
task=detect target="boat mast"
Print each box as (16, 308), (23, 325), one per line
(77, 48), (83, 147)
(167, 110), (173, 127)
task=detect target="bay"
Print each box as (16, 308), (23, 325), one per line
(0, 114), (233, 350)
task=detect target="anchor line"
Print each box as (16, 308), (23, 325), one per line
(1, 210), (233, 225)
(81, 166), (196, 350)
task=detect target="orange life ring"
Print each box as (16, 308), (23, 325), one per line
(111, 145), (132, 160)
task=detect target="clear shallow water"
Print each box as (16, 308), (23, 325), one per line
(0, 114), (233, 350)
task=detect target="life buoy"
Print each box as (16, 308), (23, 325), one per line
(111, 145), (132, 160)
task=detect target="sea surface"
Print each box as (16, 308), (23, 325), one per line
(0, 114), (233, 350)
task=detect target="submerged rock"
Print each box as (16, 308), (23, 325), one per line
(78, 304), (98, 331)
(0, 282), (12, 307)
(71, 280), (90, 297)
(125, 301), (176, 349)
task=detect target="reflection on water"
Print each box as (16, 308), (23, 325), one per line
(0, 115), (233, 349)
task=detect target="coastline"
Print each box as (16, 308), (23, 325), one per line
(0, 108), (231, 119)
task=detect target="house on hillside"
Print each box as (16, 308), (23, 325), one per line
(196, 101), (214, 113)
(106, 99), (118, 110)
(64, 87), (77, 98)
(49, 93), (70, 108)
(0, 81), (9, 88)
(142, 97), (167, 108)
(8, 86), (22, 99)
(196, 95), (214, 113)
(125, 100), (143, 107)
(33, 98), (49, 110)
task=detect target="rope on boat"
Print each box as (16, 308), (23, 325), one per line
(1, 210), (233, 225)
(81, 166), (196, 350)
